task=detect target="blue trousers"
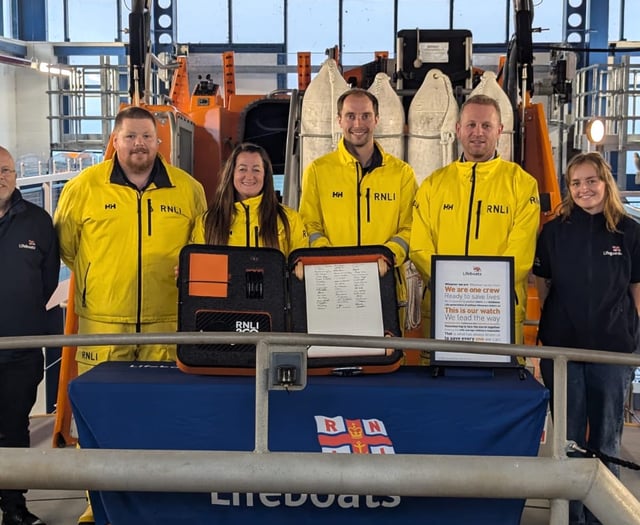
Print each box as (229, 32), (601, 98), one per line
(540, 359), (635, 525)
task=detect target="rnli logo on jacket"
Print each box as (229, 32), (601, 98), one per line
(603, 245), (623, 256)
(315, 415), (395, 454)
(18, 239), (37, 250)
(486, 204), (510, 214)
(373, 192), (396, 201)
(160, 204), (183, 214)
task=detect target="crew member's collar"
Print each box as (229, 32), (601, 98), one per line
(361, 143), (383, 174)
(110, 155), (172, 189)
(460, 151), (498, 162)
(0, 188), (25, 219)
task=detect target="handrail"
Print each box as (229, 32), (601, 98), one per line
(1, 331), (640, 525)
(0, 332), (639, 367)
(0, 449), (638, 525)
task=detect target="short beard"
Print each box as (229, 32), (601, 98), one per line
(123, 155), (154, 176)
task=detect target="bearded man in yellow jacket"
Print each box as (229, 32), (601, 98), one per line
(410, 94), (540, 344)
(54, 106), (207, 374)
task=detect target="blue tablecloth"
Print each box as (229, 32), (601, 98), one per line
(69, 362), (549, 525)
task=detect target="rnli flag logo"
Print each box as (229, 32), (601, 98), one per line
(314, 415), (395, 454)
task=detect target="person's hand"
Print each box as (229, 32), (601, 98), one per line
(174, 265), (179, 280)
(377, 258), (390, 277)
(294, 262), (304, 280)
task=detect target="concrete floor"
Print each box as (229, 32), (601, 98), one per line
(20, 412), (640, 525)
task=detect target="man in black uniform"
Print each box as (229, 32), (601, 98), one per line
(0, 146), (59, 525)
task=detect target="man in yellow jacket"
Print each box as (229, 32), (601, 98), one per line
(410, 94), (540, 344)
(54, 106), (207, 373)
(299, 89), (417, 324)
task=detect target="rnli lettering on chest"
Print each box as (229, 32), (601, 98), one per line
(373, 192), (396, 201)
(17, 239), (37, 250)
(603, 245), (623, 256)
(159, 204), (183, 214)
(486, 204), (510, 214)
(211, 493), (401, 509)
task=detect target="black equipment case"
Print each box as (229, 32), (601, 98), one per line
(176, 244), (403, 376)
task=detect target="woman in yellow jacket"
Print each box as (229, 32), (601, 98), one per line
(192, 143), (307, 255)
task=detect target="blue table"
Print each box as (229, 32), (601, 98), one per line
(69, 362), (549, 525)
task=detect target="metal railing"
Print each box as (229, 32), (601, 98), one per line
(573, 57), (640, 188)
(0, 331), (640, 525)
(15, 158), (90, 215)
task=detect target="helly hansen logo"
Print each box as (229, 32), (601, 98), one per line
(443, 203), (454, 210)
(105, 203), (116, 209)
(332, 191), (343, 198)
(315, 415), (395, 454)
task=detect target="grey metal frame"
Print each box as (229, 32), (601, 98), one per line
(0, 331), (639, 525)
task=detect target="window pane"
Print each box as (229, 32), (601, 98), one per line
(68, 0), (117, 42)
(609, 0), (621, 42)
(504, 1), (563, 44)
(453, 0), (509, 44)
(1, 0), (13, 38)
(342, 0), (394, 67)
(398, 0), (450, 33)
(287, 0), (339, 87)
(177, 0), (228, 43)
(529, 1), (563, 42)
(288, 0), (338, 55)
(623, 0), (640, 41)
(232, 0), (284, 43)
(47, 0), (65, 41)
(119, 0), (129, 44)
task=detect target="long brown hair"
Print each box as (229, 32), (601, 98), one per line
(559, 152), (627, 232)
(204, 143), (290, 248)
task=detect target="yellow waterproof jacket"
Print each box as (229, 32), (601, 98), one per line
(299, 138), (417, 266)
(54, 156), (207, 324)
(410, 157), (540, 332)
(191, 194), (308, 256)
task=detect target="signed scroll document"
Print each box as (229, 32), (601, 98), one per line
(304, 262), (385, 358)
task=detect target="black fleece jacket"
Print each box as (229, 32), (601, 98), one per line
(0, 189), (60, 360)
(534, 206), (640, 353)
